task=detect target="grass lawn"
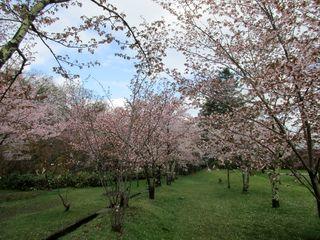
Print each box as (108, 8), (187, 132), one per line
(1, 170), (320, 240)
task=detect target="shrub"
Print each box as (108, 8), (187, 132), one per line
(0, 172), (102, 191)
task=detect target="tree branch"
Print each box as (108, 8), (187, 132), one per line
(0, 48), (27, 103)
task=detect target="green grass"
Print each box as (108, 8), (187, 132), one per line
(0, 187), (106, 240)
(1, 170), (320, 240)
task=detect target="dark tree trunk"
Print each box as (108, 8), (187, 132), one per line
(120, 193), (129, 208)
(268, 168), (280, 208)
(136, 172), (139, 187)
(149, 180), (155, 200)
(227, 168), (230, 189)
(166, 173), (172, 185)
(111, 206), (124, 233)
(58, 191), (70, 212)
(168, 161), (176, 182)
(172, 171), (176, 182)
(45, 173), (52, 191)
(309, 171), (320, 217)
(155, 166), (162, 187)
(242, 170), (249, 193)
(272, 199), (280, 208)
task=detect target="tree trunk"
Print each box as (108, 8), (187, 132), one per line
(136, 172), (139, 187)
(268, 168), (280, 208)
(0, 1), (56, 68)
(169, 161), (176, 182)
(148, 179), (155, 200)
(227, 168), (231, 189)
(242, 170), (249, 193)
(166, 173), (172, 185)
(172, 171), (176, 182)
(308, 171), (320, 217)
(58, 190), (70, 212)
(155, 166), (162, 187)
(120, 192), (129, 208)
(110, 206), (124, 233)
(45, 173), (52, 191)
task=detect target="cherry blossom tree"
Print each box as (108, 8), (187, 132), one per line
(159, 113), (203, 192)
(162, 110), (189, 185)
(204, 109), (290, 206)
(130, 89), (178, 199)
(0, 72), (65, 155)
(64, 83), (133, 231)
(0, 71), (72, 210)
(176, 119), (204, 174)
(63, 77), (182, 230)
(156, 0), (320, 216)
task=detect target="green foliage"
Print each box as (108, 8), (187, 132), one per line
(73, 172), (101, 188)
(0, 173), (49, 191)
(200, 68), (242, 116)
(0, 172), (101, 191)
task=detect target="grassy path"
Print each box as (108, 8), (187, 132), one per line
(1, 170), (320, 239)
(64, 170), (320, 240)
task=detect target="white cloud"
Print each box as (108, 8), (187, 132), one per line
(31, 41), (61, 66)
(164, 48), (186, 72)
(52, 76), (81, 86)
(110, 98), (126, 108)
(109, 0), (172, 26)
(101, 54), (132, 69)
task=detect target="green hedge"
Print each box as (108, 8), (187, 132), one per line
(0, 172), (101, 191)
(0, 166), (205, 191)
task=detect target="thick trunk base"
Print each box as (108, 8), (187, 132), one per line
(272, 199), (280, 208)
(166, 176), (171, 185)
(58, 191), (71, 212)
(268, 168), (281, 209)
(149, 185), (155, 200)
(308, 171), (320, 218)
(227, 169), (231, 189)
(155, 168), (162, 187)
(316, 199), (320, 218)
(111, 224), (123, 233)
(111, 207), (124, 233)
(242, 171), (249, 193)
(120, 194), (129, 208)
(155, 177), (161, 187)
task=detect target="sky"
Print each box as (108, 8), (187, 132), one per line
(28, 0), (183, 107)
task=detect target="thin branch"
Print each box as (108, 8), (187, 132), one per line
(89, 0), (149, 64)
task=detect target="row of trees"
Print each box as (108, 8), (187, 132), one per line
(0, 71), (203, 231)
(153, 0), (320, 216)
(63, 77), (202, 230)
